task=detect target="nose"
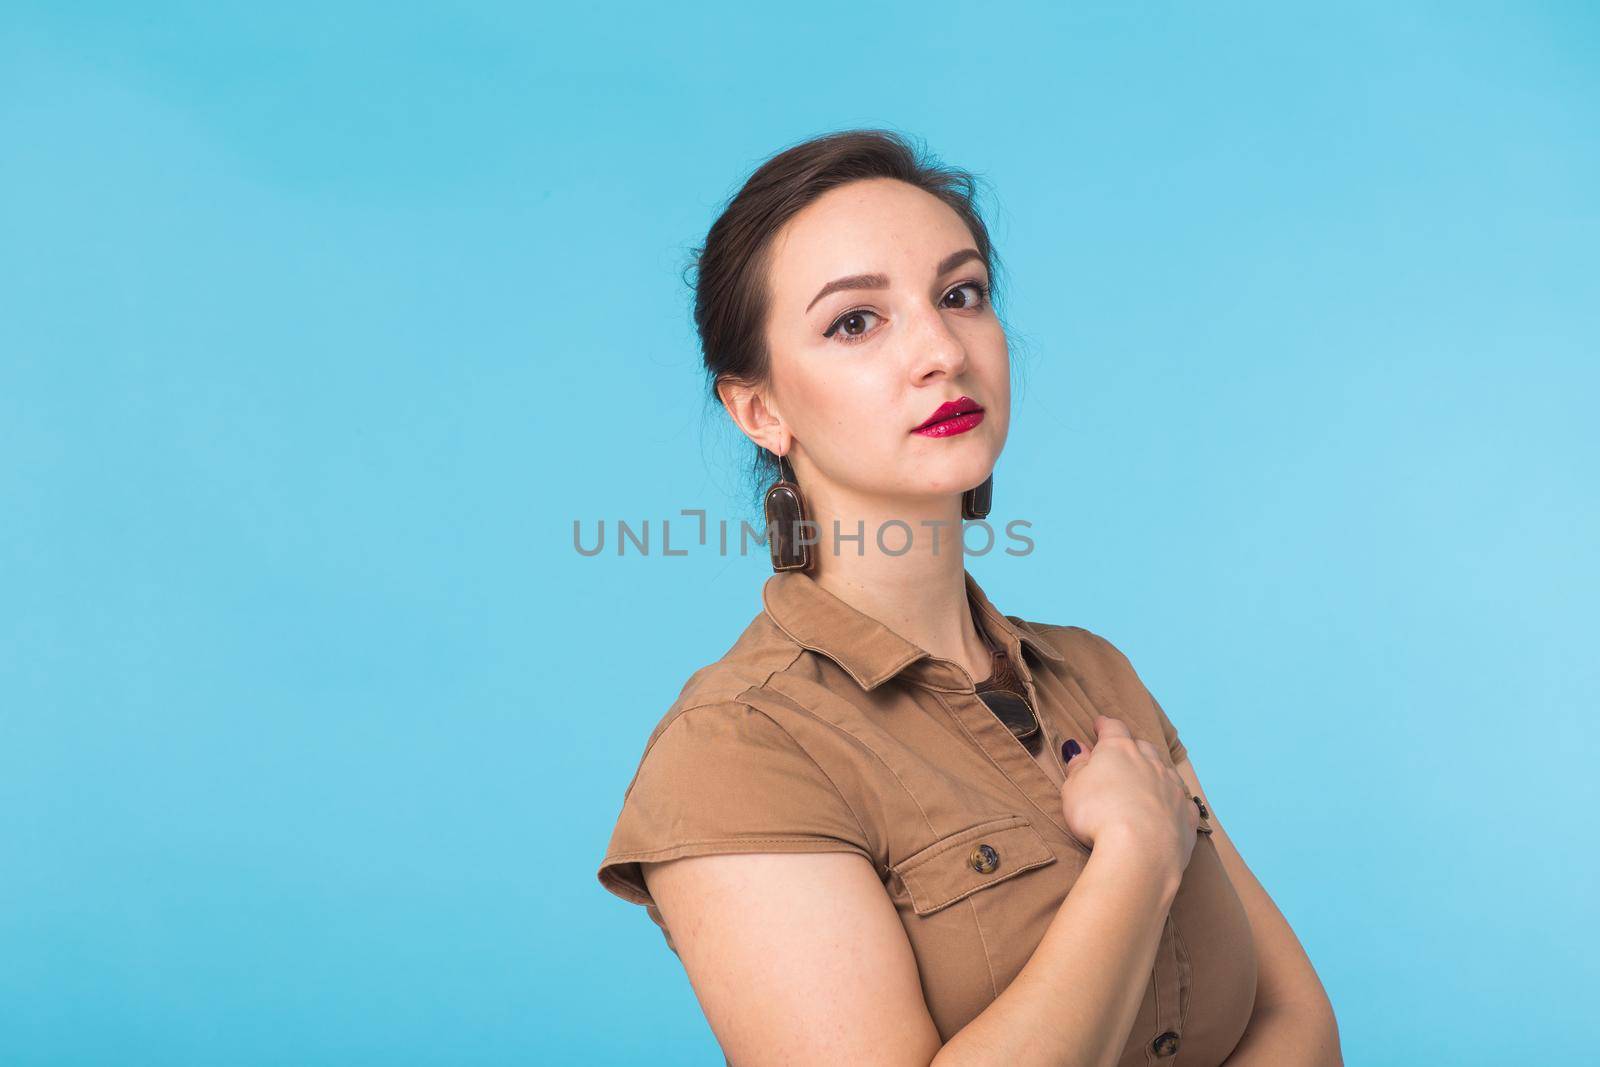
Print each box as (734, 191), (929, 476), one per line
(908, 306), (969, 384)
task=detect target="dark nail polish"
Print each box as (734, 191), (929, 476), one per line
(1061, 738), (1081, 762)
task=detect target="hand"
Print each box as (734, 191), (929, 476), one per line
(1059, 715), (1199, 877)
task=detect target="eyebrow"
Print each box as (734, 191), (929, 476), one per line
(804, 248), (985, 313)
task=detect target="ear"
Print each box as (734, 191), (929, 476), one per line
(716, 377), (788, 456)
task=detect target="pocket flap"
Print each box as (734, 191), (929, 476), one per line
(891, 815), (1056, 915)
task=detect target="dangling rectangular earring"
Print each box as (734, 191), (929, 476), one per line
(764, 450), (814, 573)
(962, 473), (992, 520)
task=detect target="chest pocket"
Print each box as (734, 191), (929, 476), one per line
(890, 815), (1056, 915)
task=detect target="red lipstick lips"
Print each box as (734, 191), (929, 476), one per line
(913, 395), (985, 438)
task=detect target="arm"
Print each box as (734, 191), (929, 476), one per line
(935, 827), (1179, 1067)
(1171, 756), (1344, 1067)
(642, 830), (1181, 1067)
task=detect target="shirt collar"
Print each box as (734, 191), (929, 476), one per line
(760, 568), (1064, 692)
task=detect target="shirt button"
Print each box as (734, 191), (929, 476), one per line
(1151, 1030), (1181, 1057)
(968, 844), (1000, 873)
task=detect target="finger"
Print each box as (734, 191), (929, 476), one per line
(1095, 715), (1132, 740)
(1134, 738), (1163, 763)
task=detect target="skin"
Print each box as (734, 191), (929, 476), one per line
(643, 177), (1342, 1065)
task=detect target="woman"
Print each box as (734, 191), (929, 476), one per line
(597, 129), (1341, 1066)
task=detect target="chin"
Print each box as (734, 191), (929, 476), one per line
(910, 466), (996, 498)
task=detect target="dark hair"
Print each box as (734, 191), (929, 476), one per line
(686, 128), (1011, 512)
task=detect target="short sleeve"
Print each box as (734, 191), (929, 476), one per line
(597, 701), (876, 912)
(1148, 692), (1189, 766)
(1074, 628), (1189, 766)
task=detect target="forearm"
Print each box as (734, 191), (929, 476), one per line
(932, 833), (1181, 1067)
(1219, 997), (1343, 1067)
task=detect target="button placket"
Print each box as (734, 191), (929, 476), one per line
(1022, 674), (1071, 772)
(1007, 658), (1092, 849)
(1145, 914), (1187, 1062)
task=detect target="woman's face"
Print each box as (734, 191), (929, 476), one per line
(750, 177), (1010, 513)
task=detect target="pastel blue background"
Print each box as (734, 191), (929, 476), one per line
(3, 3), (1595, 1064)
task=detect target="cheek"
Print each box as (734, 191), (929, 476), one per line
(792, 364), (908, 472)
(971, 336), (1013, 441)
(970, 331), (1011, 401)
(799, 359), (894, 426)
(991, 364), (1012, 412)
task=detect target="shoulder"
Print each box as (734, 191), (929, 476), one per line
(613, 599), (860, 814)
(1007, 616), (1140, 676)
(621, 697), (818, 801)
(654, 604), (810, 723)
(640, 598), (873, 762)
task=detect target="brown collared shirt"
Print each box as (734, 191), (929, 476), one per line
(598, 569), (1257, 1066)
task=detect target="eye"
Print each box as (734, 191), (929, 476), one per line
(823, 308), (882, 345)
(822, 279), (990, 346)
(942, 279), (991, 311)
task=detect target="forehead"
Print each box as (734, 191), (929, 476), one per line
(765, 178), (976, 295)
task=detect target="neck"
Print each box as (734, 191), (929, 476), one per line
(800, 479), (993, 685)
